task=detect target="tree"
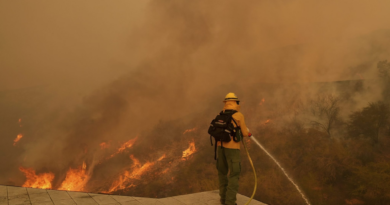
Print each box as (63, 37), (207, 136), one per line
(377, 60), (390, 102)
(347, 101), (390, 144)
(377, 60), (390, 80)
(350, 161), (390, 204)
(309, 94), (341, 138)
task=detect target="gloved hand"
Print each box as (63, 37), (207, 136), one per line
(248, 132), (252, 137)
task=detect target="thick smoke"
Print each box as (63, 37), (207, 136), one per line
(1, 0), (390, 197)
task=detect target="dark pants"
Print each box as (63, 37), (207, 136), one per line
(217, 146), (241, 205)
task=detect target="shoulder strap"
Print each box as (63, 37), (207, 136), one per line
(224, 110), (238, 127)
(231, 117), (238, 127)
(221, 109), (237, 115)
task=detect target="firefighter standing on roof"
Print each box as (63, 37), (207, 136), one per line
(213, 93), (252, 205)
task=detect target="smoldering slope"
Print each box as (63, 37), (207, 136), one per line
(1, 0), (390, 194)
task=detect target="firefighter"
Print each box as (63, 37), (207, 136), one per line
(216, 93), (252, 205)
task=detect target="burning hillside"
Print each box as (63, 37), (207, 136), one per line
(2, 0), (390, 204)
(16, 126), (199, 196)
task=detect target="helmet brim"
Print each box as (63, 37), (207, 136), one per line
(223, 99), (240, 102)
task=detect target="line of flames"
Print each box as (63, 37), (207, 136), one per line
(19, 134), (197, 193)
(183, 127), (197, 134)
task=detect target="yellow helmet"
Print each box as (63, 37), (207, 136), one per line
(223, 92), (240, 102)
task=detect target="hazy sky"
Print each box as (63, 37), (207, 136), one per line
(0, 0), (149, 92)
(2, 0), (390, 94)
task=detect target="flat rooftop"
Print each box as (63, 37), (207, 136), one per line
(0, 185), (266, 205)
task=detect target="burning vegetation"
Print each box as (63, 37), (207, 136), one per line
(58, 162), (89, 191)
(15, 124), (199, 196)
(19, 167), (54, 189)
(183, 127), (197, 134)
(182, 141), (196, 159)
(105, 137), (138, 160)
(99, 142), (109, 150)
(106, 154), (166, 193)
(13, 134), (23, 146)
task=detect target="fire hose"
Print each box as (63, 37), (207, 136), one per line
(242, 134), (257, 205)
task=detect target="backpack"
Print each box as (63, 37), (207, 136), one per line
(208, 109), (239, 160)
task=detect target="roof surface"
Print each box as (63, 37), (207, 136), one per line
(0, 185), (266, 205)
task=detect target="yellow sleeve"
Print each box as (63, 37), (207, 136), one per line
(233, 112), (249, 137)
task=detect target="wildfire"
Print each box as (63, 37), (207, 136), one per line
(157, 154), (166, 161)
(58, 162), (89, 191)
(259, 98), (265, 106)
(265, 119), (270, 124)
(183, 128), (197, 134)
(161, 168), (169, 174)
(19, 167), (54, 189)
(109, 137), (138, 158)
(106, 154), (165, 193)
(182, 141), (196, 159)
(127, 155), (155, 179)
(117, 137), (138, 152)
(100, 142), (109, 149)
(13, 134), (23, 146)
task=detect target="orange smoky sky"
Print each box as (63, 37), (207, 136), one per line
(0, 1), (148, 93)
(1, 0), (390, 94)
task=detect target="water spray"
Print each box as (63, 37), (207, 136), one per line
(249, 132), (311, 205)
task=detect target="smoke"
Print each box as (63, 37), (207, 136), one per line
(1, 0), (390, 194)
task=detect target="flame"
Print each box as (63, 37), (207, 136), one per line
(161, 168), (169, 174)
(13, 134), (23, 146)
(106, 154), (165, 193)
(259, 98), (265, 105)
(18, 118), (22, 123)
(265, 119), (270, 124)
(97, 137), (138, 165)
(103, 175), (136, 193)
(157, 154), (166, 161)
(108, 137), (138, 158)
(19, 167), (54, 189)
(100, 142), (109, 149)
(128, 155), (155, 179)
(117, 137), (138, 153)
(58, 162), (89, 191)
(183, 128), (197, 134)
(182, 141), (196, 159)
